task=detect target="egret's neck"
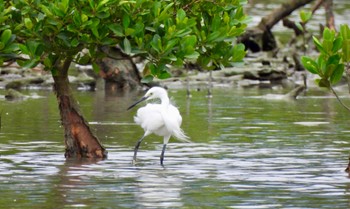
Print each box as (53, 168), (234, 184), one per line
(160, 95), (170, 106)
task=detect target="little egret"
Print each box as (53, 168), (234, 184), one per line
(127, 87), (189, 165)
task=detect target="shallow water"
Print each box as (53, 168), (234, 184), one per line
(1, 87), (350, 208)
(2, 1), (350, 208)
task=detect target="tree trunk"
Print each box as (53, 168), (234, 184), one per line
(240, 0), (315, 52)
(97, 47), (142, 93)
(53, 58), (107, 158)
(257, 0), (315, 31)
(324, 0), (335, 31)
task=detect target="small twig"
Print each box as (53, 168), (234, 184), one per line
(182, 0), (201, 12)
(330, 85), (350, 112)
(311, 0), (325, 15)
(346, 63), (350, 94)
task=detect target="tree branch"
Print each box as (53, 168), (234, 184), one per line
(330, 85), (350, 112)
(257, 0), (315, 31)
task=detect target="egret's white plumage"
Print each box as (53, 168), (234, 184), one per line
(128, 87), (189, 165)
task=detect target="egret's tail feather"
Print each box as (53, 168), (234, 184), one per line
(173, 129), (191, 143)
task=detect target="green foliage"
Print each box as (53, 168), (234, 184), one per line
(0, 0), (247, 81)
(301, 26), (350, 88)
(340, 24), (350, 63)
(299, 10), (312, 24)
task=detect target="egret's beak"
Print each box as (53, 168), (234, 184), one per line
(127, 96), (148, 110)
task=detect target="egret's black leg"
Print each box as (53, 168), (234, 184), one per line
(160, 144), (167, 166)
(133, 135), (145, 164)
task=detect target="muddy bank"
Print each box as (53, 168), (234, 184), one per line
(0, 64), (96, 91)
(0, 51), (317, 96)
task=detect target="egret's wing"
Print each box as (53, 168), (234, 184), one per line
(135, 104), (164, 133)
(162, 105), (190, 142)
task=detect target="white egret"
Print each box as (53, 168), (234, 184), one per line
(127, 87), (189, 165)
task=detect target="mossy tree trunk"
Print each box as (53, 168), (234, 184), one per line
(97, 47), (142, 93)
(52, 58), (107, 158)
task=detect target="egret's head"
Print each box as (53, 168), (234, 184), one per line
(144, 87), (167, 100)
(127, 87), (167, 110)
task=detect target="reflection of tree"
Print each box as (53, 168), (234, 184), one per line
(185, 91), (214, 142)
(207, 97), (213, 134)
(49, 158), (102, 207)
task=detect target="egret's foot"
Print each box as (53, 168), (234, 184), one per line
(132, 158), (137, 165)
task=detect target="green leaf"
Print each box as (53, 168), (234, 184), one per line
(123, 14), (130, 29)
(340, 24), (350, 39)
(60, 0), (69, 13)
(176, 9), (186, 24)
(57, 32), (71, 47)
(150, 34), (162, 53)
(164, 39), (178, 53)
(18, 44), (29, 55)
(330, 64), (344, 84)
(312, 36), (325, 54)
(77, 53), (91, 65)
(158, 3), (174, 21)
(323, 27), (334, 41)
(81, 14), (88, 22)
(97, 11), (110, 19)
(24, 18), (33, 29)
(327, 54), (341, 66)
(90, 18), (100, 38)
(158, 70), (171, 79)
(232, 43), (246, 62)
(207, 31), (222, 43)
(3, 43), (19, 53)
(92, 62), (100, 73)
(211, 15), (221, 31)
(88, 0), (95, 9)
(125, 28), (135, 36)
(0, 29), (12, 45)
(317, 56), (327, 75)
(39, 4), (53, 17)
(185, 51), (200, 60)
(152, 2), (161, 17)
(323, 40), (332, 54)
(141, 75), (154, 83)
(17, 59), (38, 68)
(174, 29), (192, 38)
(182, 35), (197, 48)
(299, 10), (312, 23)
(123, 38), (131, 54)
(340, 25), (350, 62)
(343, 40), (350, 62)
(97, 0), (110, 10)
(301, 56), (318, 74)
(332, 37), (343, 53)
(149, 63), (158, 75)
(71, 38), (79, 47)
(43, 56), (52, 68)
(108, 23), (124, 37)
(234, 6), (245, 20)
(73, 12), (82, 25)
(295, 22), (304, 32)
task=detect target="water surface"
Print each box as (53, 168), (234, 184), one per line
(2, 1), (350, 208)
(1, 87), (350, 208)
